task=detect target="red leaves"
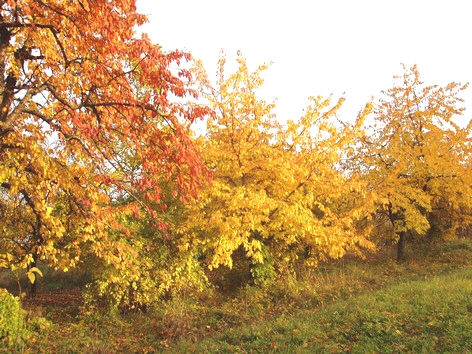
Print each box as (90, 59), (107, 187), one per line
(0, 0), (211, 272)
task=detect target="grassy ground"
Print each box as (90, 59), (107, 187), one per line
(2, 239), (472, 353)
(175, 268), (472, 353)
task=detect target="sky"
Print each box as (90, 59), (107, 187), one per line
(136, 0), (472, 126)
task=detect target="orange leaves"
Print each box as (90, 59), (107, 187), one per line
(0, 1), (211, 275)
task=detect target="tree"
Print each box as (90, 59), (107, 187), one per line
(0, 0), (210, 291)
(180, 52), (374, 285)
(354, 65), (472, 261)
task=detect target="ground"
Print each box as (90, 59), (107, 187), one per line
(2, 238), (472, 352)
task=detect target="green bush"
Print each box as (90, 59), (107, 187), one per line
(0, 288), (28, 350)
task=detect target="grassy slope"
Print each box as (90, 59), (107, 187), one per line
(176, 268), (472, 353)
(2, 239), (472, 353)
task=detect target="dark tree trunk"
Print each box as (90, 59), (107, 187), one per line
(397, 231), (406, 262)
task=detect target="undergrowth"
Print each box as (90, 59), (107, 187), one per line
(1, 238), (471, 353)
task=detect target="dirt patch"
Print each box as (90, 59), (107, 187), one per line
(21, 287), (84, 322)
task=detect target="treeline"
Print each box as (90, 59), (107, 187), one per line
(1, 1), (471, 311)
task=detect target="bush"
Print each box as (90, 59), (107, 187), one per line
(84, 248), (210, 313)
(0, 288), (28, 350)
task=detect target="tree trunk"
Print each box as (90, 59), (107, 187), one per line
(396, 231), (406, 262)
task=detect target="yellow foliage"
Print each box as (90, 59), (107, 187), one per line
(181, 52), (375, 273)
(354, 64), (472, 245)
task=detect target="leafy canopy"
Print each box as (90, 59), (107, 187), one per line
(0, 0), (210, 273)
(180, 51), (374, 277)
(353, 64), (472, 257)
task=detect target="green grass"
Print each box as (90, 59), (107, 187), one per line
(175, 268), (472, 353)
(2, 238), (472, 353)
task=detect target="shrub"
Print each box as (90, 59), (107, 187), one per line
(0, 288), (28, 350)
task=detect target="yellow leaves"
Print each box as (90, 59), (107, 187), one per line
(244, 239), (264, 264)
(26, 267), (43, 284)
(178, 242), (190, 252)
(355, 64), (472, 247)
(0, 252), (45, 285)
(0, 253), (15, 270)
(180, 53), (375, 274)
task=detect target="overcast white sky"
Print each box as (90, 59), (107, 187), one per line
(136, 0), (472, 126)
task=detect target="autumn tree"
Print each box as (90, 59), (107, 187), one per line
(353, 65), (472, 261)
(180, 52), (374, 285)
(0, 0), (210, 295)
(87, 153), (209, 310)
